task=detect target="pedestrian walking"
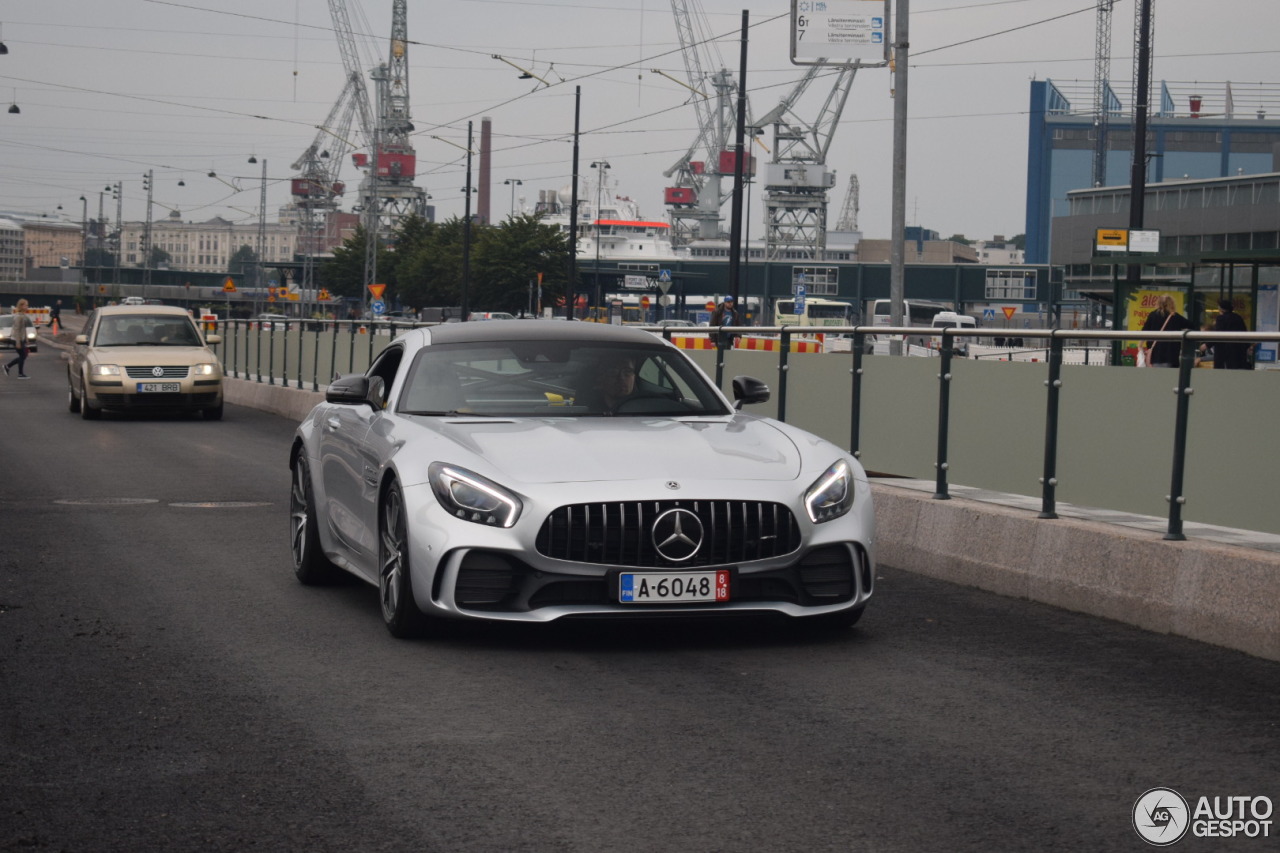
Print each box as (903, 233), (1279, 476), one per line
(4, 299), (33, 379)
(48, 299), (62, 335)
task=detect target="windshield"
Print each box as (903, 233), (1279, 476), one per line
(399, 340), (731, 417)
(93, 315), (204, 347)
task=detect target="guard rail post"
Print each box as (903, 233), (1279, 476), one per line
(849, 329), (866, 459)
(1038, 332), (1065, 519)
(1164, 331), (1197, 540)
(255, 320), (263, 383)
(312, 321), (321, 392)
(713, 326), (726, 389)
(267, 321), (276, 386)
(777, 328), (792, 423)
(347, 321), (356, 374)
(933, 328), (954, 500)
(296, 320), (305, 389)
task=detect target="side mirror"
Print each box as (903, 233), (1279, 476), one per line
(732, 375), (770, 410)
(75, 334), (87, 345)
(205, 334), (222, 345)
(326, 375), (387, 410)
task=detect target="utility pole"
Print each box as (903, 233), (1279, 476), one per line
(142, 170), (154, 297)
(889, 0), (909, 355)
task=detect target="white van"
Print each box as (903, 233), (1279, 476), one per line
(930, 312), (978, 354)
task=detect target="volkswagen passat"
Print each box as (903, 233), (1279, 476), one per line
(68, 305), (224, 420)
(290, 320), (874, 638)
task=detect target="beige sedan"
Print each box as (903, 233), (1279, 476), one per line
(68, 305), (225, 420)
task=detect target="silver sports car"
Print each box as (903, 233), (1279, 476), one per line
(290, 320), (874, 638)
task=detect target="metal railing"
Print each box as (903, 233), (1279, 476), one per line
(209, 319), (1278, 540)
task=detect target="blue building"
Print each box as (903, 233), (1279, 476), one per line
(1025, 79), (1280, 264)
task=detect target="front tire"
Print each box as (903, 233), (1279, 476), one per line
(290, 452), (343, 585)
(379, 480), (439, 639)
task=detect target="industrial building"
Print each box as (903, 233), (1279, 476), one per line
(1025, 78), (1280, 266)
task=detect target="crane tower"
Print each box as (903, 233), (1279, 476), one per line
(355, 0), (430, 235)
(661, 0), (754, 245)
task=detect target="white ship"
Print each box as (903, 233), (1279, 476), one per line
(533, 177), (687, 262)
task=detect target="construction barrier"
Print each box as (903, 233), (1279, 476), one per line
(669, 333), (825, 353)
(670, 335), (716, 350)
(735, 334), (825, 353)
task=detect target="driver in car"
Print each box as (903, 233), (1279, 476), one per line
(581, 353), (639, 413)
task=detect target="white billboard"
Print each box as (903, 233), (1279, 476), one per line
(791, 0), (890, 67)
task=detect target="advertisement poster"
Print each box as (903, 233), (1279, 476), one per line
(1257, 284), (1278, 364)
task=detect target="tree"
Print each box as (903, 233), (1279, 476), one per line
(947, 234), (973, 246)
(317, 225), (395, 300)
(471, 214), (569, 314)
(1011, 234), (1026, 250)
(228, 245), (257, 276)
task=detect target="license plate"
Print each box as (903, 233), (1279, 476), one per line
(618, 570), (730, 604)
(137, 382), (180, 393)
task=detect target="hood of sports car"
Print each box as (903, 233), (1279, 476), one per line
(420, 415), (803, 484)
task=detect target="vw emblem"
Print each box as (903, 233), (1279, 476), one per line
(152, 366), (164, 377)
(666, 481), (680, 490)
(652, 508), (703, 562)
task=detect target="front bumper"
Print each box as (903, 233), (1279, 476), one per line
(400, 478), (876, 625)
(87, 378), (223, 411)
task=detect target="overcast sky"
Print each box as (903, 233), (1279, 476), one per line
(1, 0), (1276, 242)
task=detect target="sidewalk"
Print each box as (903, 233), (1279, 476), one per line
(871, 476), (1280, 555)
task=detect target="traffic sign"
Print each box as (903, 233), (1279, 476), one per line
(371, 300), (386, 316)
(222, 277), (237, 293)
(368, 283), (387, 300)
(659, 269), (671, 282)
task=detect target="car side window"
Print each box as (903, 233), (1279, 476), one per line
(367, 346), (403, 409)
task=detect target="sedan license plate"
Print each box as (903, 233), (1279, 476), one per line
(619, 570), (730, 604)
(137, 382), (180, 393)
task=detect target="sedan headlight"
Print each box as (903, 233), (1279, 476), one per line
(91, 364), (121, 376)
(804, 459), (855, 523)
(192, 363), (219, 376)
(429, 463), (522, 528)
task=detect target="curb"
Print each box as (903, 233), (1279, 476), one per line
(872, 484), (1280, 662)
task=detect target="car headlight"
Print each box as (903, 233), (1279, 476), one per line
(804, 459), (855, 523)
(192, 363), (219, 376)
(91, 364), (121, 376)
(429, 463), (522, 528)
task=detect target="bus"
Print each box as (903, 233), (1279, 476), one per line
(774, 297), (857, 330)
(869, 298), (951, 349)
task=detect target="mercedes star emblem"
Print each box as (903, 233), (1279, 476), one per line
(652, 508), (704, 562)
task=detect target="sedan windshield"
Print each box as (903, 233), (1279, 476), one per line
(94, 315), (204, 347)
(399, 340), (731, 417)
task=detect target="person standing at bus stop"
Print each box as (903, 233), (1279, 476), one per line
(1213, 298), (1253, 370)
(4, 299), (32, 379)
(1141, 294), (1191, 367)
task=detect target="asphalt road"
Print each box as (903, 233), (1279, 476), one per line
(2, 356), (1278, 852)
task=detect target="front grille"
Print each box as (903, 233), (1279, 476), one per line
(95, 392), (218, 409)
(125, 365), (190, 379)
(536, 500), (801, 568)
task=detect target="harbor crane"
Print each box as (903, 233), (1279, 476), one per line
(660, 0), (754, 246)
(752, 64), (857, 260)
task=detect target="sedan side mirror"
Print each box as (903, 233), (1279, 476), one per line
(326, 374), (385, 411)
(732, 375), (770, 410)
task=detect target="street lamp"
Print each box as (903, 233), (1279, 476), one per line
(504, 178), (523, 218)
(590, 160), (610, 320)
(251, 154), (267, 309)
